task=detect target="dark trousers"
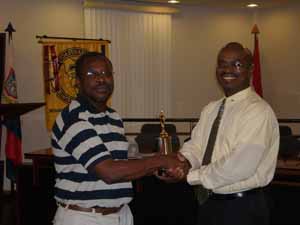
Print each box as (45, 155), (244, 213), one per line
(197, 190), (270, 225)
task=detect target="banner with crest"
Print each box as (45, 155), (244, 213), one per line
(39, 39), (110, 131)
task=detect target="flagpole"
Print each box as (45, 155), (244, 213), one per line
(251, 24), (263, 97)
(0, 33), (5, 158)
(4, 22), (18, 195)
(36, 35), (111, 43)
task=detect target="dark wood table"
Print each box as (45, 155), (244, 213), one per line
(20, 148), (55, 225)
(24, 148), (53, 186)
(25, 148), (300, 186)
(272, 157), (300, 186)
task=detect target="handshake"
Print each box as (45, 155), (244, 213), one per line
(154, 111), (190, 182)
(154, 152), (191, 183)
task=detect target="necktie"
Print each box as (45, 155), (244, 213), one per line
(194, 99), (226, 205)
(202, 98), (226, 165)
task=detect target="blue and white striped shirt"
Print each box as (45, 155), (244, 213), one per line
(51, 96), (133, 208)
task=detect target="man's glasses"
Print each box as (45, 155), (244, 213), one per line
(86, 70), (114, 79)
(217, 61), (251, 71)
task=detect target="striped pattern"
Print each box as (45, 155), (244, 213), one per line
(84, 8), (172, 118)
(52, 96), (133, 208)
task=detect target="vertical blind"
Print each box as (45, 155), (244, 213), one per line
(84, 8), (172, 118)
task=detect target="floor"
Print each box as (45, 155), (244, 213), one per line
(1, 184), (300, 225)
(0, 192), (16, 225)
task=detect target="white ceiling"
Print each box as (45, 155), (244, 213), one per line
(119, 0), (300, 8)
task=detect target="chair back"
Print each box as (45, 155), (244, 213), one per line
(279, 125), (300, 159)
(135, 123), (180, 153)
(279, 125), (292, 136)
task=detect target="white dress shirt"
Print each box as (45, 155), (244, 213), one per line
(180, 87), (279, 194)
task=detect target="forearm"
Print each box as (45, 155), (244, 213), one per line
(110, 157), (164, 183)
(93, 155), (170, 184)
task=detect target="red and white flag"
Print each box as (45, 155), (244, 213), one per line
(1, 23), (22, 181)
(251, 24), (263, 97)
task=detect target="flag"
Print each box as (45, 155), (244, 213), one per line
(1, 24), (22, 182)
(251, 24), (263, 97)
(3, 118), (22, 181)
(0, 33), (5, 159)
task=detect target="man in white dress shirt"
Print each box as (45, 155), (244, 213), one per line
(160, 42), (279, 225)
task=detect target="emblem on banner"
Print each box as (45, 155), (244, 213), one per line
(50, 47), (88, 103)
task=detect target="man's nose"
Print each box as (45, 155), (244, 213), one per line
(94, 74), (105, 82)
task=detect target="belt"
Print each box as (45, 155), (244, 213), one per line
(58, 202), (123, 215)
(210, 188), (263, 200)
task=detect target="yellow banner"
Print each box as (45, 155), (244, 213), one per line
(41, 40), (110, 131)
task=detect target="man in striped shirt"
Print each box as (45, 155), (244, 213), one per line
(52, 52), (182, 225)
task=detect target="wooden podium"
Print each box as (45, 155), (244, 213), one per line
(0, 102), (45, 191)
(0, 102), (45, 118)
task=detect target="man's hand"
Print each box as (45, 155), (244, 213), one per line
(155, 152), (191, 183)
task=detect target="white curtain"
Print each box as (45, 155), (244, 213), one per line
(84, 8), (172, 118)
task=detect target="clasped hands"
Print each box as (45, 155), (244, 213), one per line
(155, 152), (190, 182)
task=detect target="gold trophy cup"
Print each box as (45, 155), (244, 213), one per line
(157, 110), (172, 155)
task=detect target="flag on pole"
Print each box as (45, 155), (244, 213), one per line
(0, 33), (6, 160)
(1, 22), (22, 182)
(251, 24), (263, 97)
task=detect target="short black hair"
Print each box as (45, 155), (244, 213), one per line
(220, 42), (253, 66)
(75, 52), (113, 79)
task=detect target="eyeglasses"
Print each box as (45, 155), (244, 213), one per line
(86, 70), (114, 79)
(217, 61), (251, 71)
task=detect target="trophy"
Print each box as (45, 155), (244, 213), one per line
(157, 110), (172, 155)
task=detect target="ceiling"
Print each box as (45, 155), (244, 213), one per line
(119, 0), (300, 8)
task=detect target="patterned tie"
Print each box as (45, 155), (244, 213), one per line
(194, 99), (226, 205)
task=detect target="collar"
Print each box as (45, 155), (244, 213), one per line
(76, 95), (108, 114)
(224, 87), (253, 103)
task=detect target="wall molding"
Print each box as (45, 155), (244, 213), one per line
(83, 0), (180, 14)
